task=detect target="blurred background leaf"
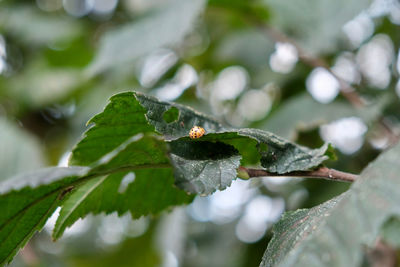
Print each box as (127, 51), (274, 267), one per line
(87, 0), (206, 76)
(262, 141), (400, 267)
(0, 6), (83, 45)
(0, 118), (45, 180)
(263, 0), (372, 54)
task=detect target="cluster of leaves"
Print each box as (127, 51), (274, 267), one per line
(2, 89), (400, 267)
(2, 88), (400, 267)
(0, 91), (334, 264)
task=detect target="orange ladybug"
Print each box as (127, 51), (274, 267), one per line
(189, 126), (205, 139)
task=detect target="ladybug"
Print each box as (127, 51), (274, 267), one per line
(189, 126), (205, 139)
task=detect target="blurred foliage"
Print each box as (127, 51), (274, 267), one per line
(69, 221), (161, 267)
(1, 0), (400, 266)
(0, 118), (45, 179)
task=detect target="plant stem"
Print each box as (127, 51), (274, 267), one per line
(238, 166), (358, 182)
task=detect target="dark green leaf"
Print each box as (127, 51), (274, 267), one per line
(135, 92), (227, 141)
(63, 91), (332, 245)
(0, 133), (192, 261)
(0, 167), (88, 265)
(63, 133), (193, 237)
(70, 92), (155, 166)
(135, 92), (332, 173)
(238, 128), (333, 173)
(0, 191), (60, 264)
(53, 169), (192, 240)
(70, 92), (240, 199)
(0, 89), (336, 263)
(170, 140), (241, 194)
(56, 93), (195, 239)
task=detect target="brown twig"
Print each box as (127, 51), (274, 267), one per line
(238, 166), (358, 183)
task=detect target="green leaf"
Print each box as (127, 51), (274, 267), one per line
(70, 92), (155, 166)
(0, 131), (190, 262)
(263, 93), (387, 140)
(0, 133), (192, 262)
(261, 141), (400, 267)
(87, 134), (171, 174)
(238, 128), (333, 173)
(61, 91), (332, 243)
(53, 169), (192, 240)
(135, 92), (227, 141)
(56, 94), (195, 239)
(87, 0), (206, 75)
(0, 90), (335, 263)
(135, 92), (332, 173)
(70, 91), (332, 199)
(0, 191), (59, 264)
(70, 91), (240, 194)
(0, 167), (88, 265)
(168, 130), (331, 192)
(0, 118), (45, 180)
(172, 132), (331, 174)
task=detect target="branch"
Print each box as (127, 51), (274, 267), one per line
(238, 166), (358, 182)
